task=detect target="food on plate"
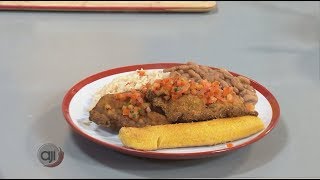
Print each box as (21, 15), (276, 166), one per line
(119, 116), (265, 151)
(145, 78), (257, 123)
(89, 62), (259, 131)
(89, 93), (171, 131)
(163, 62), (258, 106)
(89, 69), (169, 110)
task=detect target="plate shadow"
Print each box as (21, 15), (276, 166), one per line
(67, 116), (287, 178)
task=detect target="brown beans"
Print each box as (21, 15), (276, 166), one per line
(213, 73), (220, 81)
(199, 65), (209, 73)
(220, 80), (229, 88)
(163, 66), (177, 72)
(191, 66), (206, 78)
(242, 94), (258, 104)
(169, 71), (181, 77)
(163, 62), (258, 105)
(233, 87), (239, 94)
(219, 69), (233, 79)
(206, 74), (215, 82)
(239, 89), (251, 96)
(187, 69), (200, 79)
(182, 73), (190, 78)
(247, 85), (255, 92)
(179, 65), (190, 70)
(238, 76), (251, 84)
(186, 61), (196, 65)
(225, 79), (231, 85)
(178, 69), (184, 74)
(231, 78), (244, 91)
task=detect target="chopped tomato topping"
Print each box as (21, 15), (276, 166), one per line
(223, 86), (233, 96)
(226, 143), (234, 148)
(245, 103), (255, 111)
(117, 75), (243, 120)
(137, 70), (146, 76)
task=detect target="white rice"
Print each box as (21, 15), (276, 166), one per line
(89, 69), (170, 110)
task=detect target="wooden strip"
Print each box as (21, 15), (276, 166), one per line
(0, 1), (216, 12)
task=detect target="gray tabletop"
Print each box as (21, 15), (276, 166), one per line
(1, 1), (319, 178)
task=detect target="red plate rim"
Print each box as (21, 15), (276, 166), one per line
(62, 63), (280, 160)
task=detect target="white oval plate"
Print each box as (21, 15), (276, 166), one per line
(62, 63), (280, 159)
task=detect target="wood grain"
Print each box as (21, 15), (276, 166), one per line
(0, 1), (217, 12)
